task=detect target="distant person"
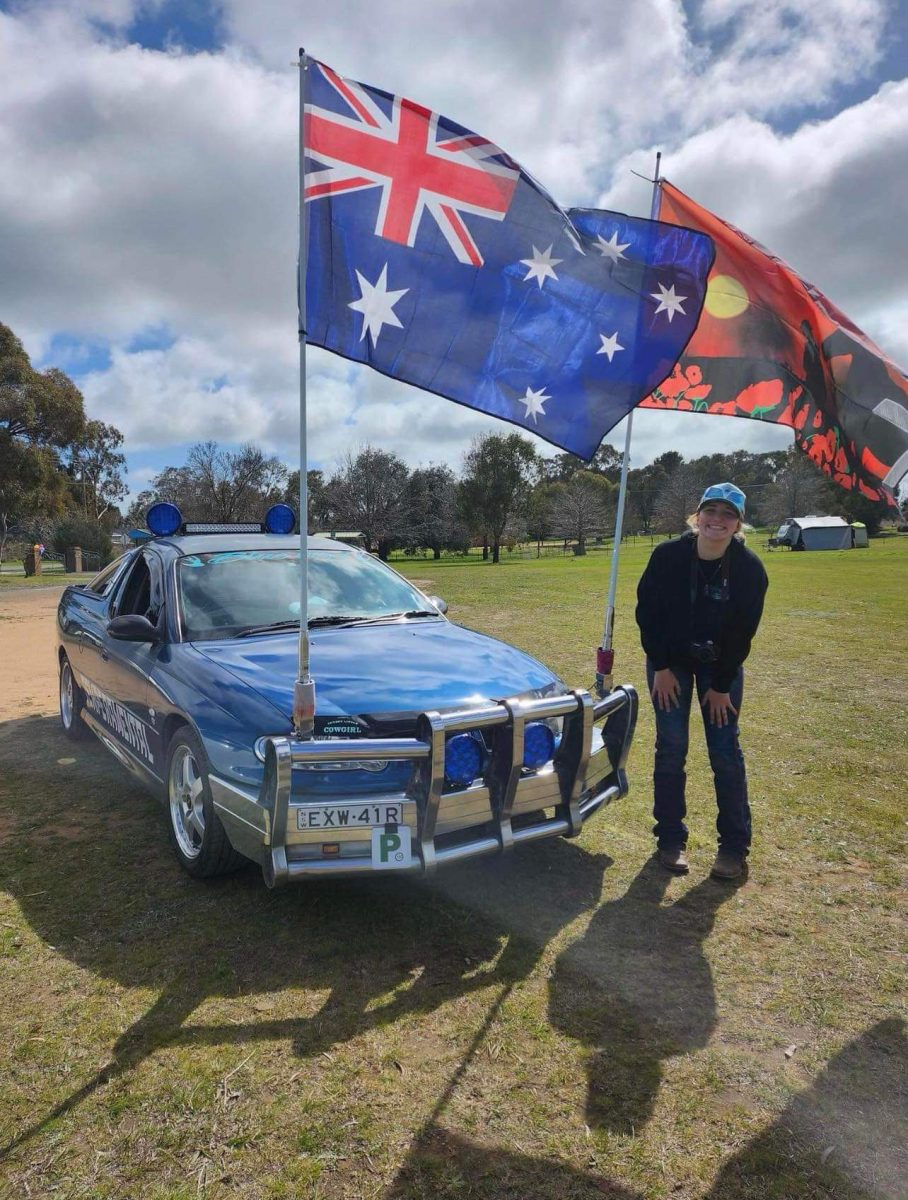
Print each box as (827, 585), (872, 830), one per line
(635, 483), (768, 880)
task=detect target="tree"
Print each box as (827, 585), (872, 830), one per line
(284, 469), (333, 533)
(653, 462), (709, 533)
(67, 420), (127, 522)
(0, 322), (87, 560)
(763, 447), (828, 527)
(540, 442), (622, 485)
(185, 441), (287, 522)
(403, 465), (459, 559)
(548, 470), (616, 553)
(525, 483), (555, 556)
(51, 515), (113, 567)
(329, 447), (410, 558)
(459, 432), (538, 563)
(823, 482), (892, 535)
(127, 442), (288, 527)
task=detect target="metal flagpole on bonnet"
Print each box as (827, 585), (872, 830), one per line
(294, 47), (316, 738)
(596, 151), (662, 697)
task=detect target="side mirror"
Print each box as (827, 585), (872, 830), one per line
(108, 614), (160, 642)
(427, 594), (448, 615)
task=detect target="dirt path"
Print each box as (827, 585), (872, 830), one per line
(0, 587), (65, 722)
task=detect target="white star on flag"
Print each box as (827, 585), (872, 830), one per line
(650, 282), (687, 322)
(597, 331), (624, 362)
(348, 264), (409, 346)
(520, 245), (563, 288)
(519, 386), (550, 423)
(595, 232), (630, 263)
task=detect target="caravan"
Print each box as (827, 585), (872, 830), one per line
(769, 516), (857, 551)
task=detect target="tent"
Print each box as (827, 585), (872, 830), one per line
(850, 522), (869, 547)
(770, 516), (853, 551)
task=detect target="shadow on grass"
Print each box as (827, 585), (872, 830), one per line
(549, 855), (738, 1134)
(0, 716), (609, 1159)
(384, 1019), (906, 1199)
(706, 1016), (906, 1200)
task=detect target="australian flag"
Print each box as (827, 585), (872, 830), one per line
(302, 58), (715, 459)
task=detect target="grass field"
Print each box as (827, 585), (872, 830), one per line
(0, 537), (905, 1198)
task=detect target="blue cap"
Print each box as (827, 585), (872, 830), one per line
(698, 482), (746, 517)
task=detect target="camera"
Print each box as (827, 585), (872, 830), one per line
(688, 639), (718, 663)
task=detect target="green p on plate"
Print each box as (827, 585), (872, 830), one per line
(371, 825), (413, 869)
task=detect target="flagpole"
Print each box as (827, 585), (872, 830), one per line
(596, 151), (661, 697)
(294, 48), (316, 738)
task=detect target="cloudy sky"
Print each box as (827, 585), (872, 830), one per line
(2, 0), (906, 503)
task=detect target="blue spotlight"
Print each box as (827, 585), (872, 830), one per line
(523, 721), (555, 769)
(146, 502), (182, 538)
(264, 503), (296, 534)
(444, 732), (483, 788)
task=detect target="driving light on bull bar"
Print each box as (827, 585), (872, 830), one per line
(444, 732), (483, 788)
(523, 721), (555, 769)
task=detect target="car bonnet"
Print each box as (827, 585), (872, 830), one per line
(191, 619), (564, 721)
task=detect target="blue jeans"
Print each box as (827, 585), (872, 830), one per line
(646, 659), (751, 857)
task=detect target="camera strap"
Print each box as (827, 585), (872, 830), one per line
(689, 540), (731, 606)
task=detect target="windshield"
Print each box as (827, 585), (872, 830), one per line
(178, 548), (434, 640)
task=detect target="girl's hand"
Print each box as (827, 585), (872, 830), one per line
(702, 688), (737, 726)
(651, 669), (681, 711)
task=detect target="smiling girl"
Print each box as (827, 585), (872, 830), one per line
(635, 483), (768, 880)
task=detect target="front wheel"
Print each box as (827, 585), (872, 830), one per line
(59, 656), (90, 741)
(165, 727), (245, 878)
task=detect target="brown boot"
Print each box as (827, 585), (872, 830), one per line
(710, 851), (746, 880)
(657, 847), (689, 874)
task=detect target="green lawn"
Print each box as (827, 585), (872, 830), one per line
(0, 571), (95, 590)
(0, 536), (905, 1199)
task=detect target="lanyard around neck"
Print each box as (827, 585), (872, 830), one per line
(690, 538), (731, 606)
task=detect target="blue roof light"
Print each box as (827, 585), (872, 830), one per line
(264, 503), (296, 535)
(523, 721), (555, 770)
(444, 732), (483, 788)
(146, 502), (182, 537)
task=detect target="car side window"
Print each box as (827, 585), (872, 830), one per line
(113, 555), (153, 619)
(86, 553), (133, 598)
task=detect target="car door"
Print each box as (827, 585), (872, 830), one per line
(64, 552), (135, 698)
(93, 549), (163, 776)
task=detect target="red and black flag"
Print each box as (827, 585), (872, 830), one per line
(641, 180), (908, 503)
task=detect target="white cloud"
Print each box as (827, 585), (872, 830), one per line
(0, 0), (905, 488)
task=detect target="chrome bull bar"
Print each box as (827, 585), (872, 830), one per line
(256, 685), (637, 887)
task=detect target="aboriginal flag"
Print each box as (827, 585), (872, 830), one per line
(641, 181), (908, 502)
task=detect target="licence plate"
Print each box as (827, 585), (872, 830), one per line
(295, 802), (406, 831)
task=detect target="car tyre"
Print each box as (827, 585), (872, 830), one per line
(165, 726), (245, 878)
(60, 656), (90, 741)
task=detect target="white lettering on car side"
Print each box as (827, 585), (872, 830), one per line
(82, 679), (154, 765)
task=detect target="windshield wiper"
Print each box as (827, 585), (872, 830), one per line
(342, 609), (441, 625)
(234, 619), (301, 637)
(307, 615), (375, 628)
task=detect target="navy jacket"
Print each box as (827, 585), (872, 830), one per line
(635, 533), (768, 692)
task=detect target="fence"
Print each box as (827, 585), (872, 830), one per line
(0, 549), (104, 577)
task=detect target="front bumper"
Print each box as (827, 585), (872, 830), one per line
(209, 685), (637, 886)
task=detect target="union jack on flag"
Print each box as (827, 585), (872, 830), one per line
(302, 58), (715, 459)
